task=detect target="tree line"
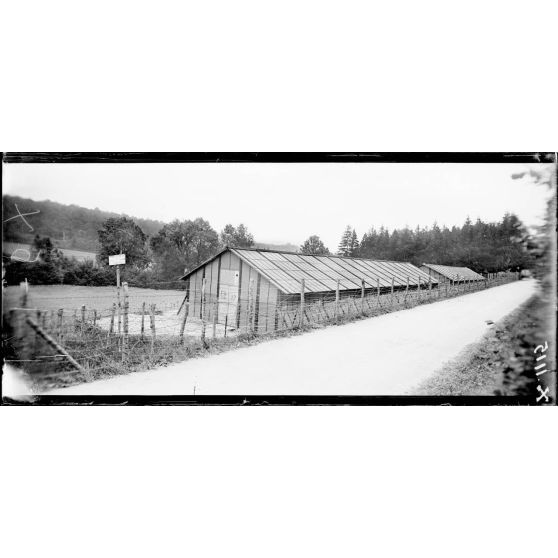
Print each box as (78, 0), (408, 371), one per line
(328, 214), (533, 273)
(3, 209), (535, 288)
(3, 218), (256, 287)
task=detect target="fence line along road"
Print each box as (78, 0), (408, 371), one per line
(3, 272), (521, 390)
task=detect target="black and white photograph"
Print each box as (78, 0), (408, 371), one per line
(2, 153), (556, 404)
(2, 3), (558, 558)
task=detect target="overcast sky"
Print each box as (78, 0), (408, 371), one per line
(3, 162), (553, 250)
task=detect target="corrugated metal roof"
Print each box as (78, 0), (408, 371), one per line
(230, 249), (436, 295)
(421, 263), (485, 281)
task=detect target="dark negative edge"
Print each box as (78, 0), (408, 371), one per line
(0, 394), (542, 406)
(3, 152), (557, 164)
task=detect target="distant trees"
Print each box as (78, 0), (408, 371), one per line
(220, 224), (254, 248)
(358, 214), (532, 273)
(300, 235), (330, 255)
(150, 218), (221, 279)
(97, 217), (150, 269)
(2, 194), (165, 251)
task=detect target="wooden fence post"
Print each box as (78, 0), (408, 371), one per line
(201, 277), (207, 342)
(33, 310), (42, 353)
(361, 279), (365, 315)
(16, 282), (29, 361)
(391, 277), (394, 305)
(122, 282), (129, 360)
(377, 278), (380, 306)
(429, 279), (432, 297)
(20, 280), (28, 308)
(93, 309), (97, 328)
(212, 301), (218, 338)
(81, 305), (86, 336)
(150, 304), (156, 354)
(300, 279), (305, 328)
(335, 280), (340, 319)
(57, 308), (64, 344)
(140, 302), (146, 340)
(418, 277), (421, 301)
(179, 302), (189, 344)
(108, 303), (116, 335)
(248, 278), (255, 333)
(405, 277), (409, 302)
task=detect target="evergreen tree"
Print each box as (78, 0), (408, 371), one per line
(337, 226), (353, 256)
(349, 229), (360, 256)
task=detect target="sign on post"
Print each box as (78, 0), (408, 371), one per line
(109, 254), (126, 266)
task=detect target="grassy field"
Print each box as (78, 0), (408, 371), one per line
(3, 284), (186, 314)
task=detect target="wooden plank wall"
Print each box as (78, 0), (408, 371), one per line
(186, 251), (281, 332)
(257, 276), (279, 333)
(189, 267), (203, 317)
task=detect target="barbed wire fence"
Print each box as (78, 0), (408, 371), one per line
(2, 271), (521, 390)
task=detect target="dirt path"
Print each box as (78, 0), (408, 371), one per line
(47, 280), (537, 395)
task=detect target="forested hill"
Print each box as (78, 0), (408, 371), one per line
(2, 195), (165, 251)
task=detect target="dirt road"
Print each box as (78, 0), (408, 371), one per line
(47, 280), (537, 395)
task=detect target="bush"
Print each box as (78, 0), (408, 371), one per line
(62, 260), (114, 286)
(4, 260), (64, 285)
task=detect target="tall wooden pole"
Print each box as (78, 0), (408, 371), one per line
(122, 282), (129, 360)
(361, 279), (365, 315)
(116, 265), (121, 335)
(377, 278), (380, 306)
(391, 277), (394, 305)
